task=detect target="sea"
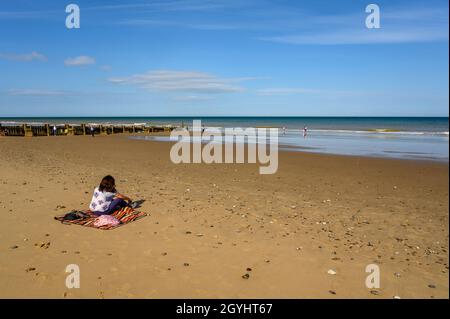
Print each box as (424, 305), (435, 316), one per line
(1, 117), (448, 162)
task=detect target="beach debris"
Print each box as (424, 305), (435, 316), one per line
(183, 263), (190, 267)
(329, 290), (336, 295)
(327, 269), (337, 275)
(162, 252), (168, 256)
(393, 296), (401, 299)
(185, 231), (192, 235)
(331, 257), (341, 261)
(56, 205), (66, 209)
(428, 284), (436, 289)
(35, 242), (50, 249)
(246, 267), (252, 272)
(196, 233), (204, 237)
(242, 273), (250, 279)
(370, 290), (380, 296)
(25, 267), (36, 272)
(9, 245), (18, 249)
(394, 272), (401, 278)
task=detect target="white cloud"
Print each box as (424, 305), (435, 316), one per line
(257, 88), (323, 96)
(86, 0), (246, 12)
(173, 95), (215, 101)
(256, 88), (369, 99)
(260, 27), (449, 45)
(108, 70), (252, 94)
(64, 55), (96, 66)
(0, 51), (47, 62)
(259, 7), (449, 45)
(6, 89), (76, 96)
(100, 65), (112, 71)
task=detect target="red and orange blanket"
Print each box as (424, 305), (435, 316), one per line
(54, 206), (148, 230)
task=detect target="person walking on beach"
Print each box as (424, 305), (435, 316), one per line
(90, 125), (95, 137)
(52, 125), (57, 136)
(282, 127), (286, 135)
(303, 126), (308, 138)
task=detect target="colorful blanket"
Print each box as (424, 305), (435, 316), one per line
(54, 206), (148, 230)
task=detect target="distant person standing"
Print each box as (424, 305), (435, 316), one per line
(52, 125), (57, 136)
(90, 126), (95, 137)
(303, 126), (308, 138)
(282, 126), (286, 135)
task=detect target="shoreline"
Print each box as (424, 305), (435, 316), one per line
(129, 133), (450, 163)
(2, 133), (449, 164)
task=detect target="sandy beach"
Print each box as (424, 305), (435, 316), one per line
(0, 134), (448, 299)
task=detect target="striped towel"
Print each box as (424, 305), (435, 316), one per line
(54, 206), (148, 230)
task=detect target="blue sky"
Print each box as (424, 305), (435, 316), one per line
(0, 0), (448, 117)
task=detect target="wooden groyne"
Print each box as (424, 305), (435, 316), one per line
(0, 122), (177, 137)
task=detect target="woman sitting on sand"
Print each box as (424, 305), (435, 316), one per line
(89, 175), (132, 216)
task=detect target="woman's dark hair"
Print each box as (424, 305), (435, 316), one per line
(99, 175), (116, 193)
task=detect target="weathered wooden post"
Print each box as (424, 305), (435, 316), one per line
(24, 124), (33, 137)
(67, 124), (74, 135)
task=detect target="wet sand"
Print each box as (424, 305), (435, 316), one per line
(0, 134), (448, 298)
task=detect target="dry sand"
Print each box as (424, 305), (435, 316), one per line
(0, 134), (448, 298)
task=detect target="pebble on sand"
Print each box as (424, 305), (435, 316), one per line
(327, 269), (337, 275)
(242, 273), (250, 279)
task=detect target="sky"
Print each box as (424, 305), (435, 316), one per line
(0, 0), (448, 117)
